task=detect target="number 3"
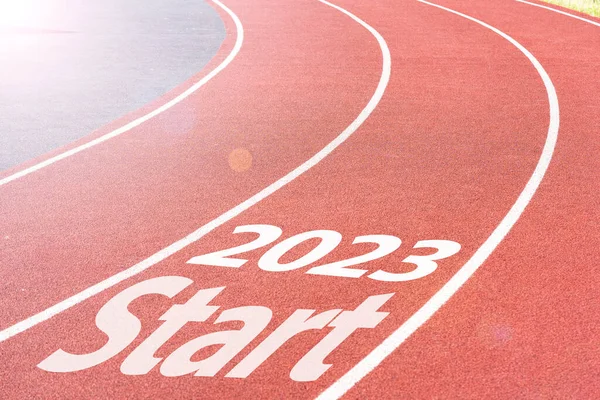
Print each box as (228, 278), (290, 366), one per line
(368, 240), (461, 282)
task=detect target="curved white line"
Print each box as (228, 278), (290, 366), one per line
(517, 0), (600, 27)
(0, 0), (244, 187)
(317, 1), (560, 399)
(0, 1), (391, 342)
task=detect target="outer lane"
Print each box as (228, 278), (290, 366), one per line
(347, 0), (600, 398)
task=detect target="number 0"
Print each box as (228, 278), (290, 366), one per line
(258, 230), (342, 272)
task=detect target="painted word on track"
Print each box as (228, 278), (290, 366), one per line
(37, 224), (461, 381)
(38, 276), (393, 382)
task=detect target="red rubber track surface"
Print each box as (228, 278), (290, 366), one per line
(0, 0), (598, 398)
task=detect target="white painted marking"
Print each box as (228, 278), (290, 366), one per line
(316, 1), (560, 398)
(0, 0), (243, 187)
(187, 224), (283, 268)
(516, 0), (600, 27)
(0, 0), (392, 342)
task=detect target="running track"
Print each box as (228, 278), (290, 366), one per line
(1, 0), (599, 398)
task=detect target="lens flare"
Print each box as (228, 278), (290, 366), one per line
(228, 148), (253, 172)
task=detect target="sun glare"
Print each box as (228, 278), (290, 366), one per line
(0, 0), (45, 29)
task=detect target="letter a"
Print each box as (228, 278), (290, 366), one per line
(160, 306), (272, 377)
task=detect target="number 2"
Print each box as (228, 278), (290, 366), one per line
(187, 224), (282, 268)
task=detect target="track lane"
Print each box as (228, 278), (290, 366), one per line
(347, 0), (600, 398)
(318, 0), (560, 396)
(0, 0), (391, 342)
(0, 0), (381, 329)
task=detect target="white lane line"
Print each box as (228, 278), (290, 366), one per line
(0, 0), (243, 187)
(0, 0), (391, 342)
(317, 1), (560, 399)
(516, 0), (600, 27)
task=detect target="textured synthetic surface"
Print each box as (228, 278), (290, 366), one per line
(0, 0), (598, 398)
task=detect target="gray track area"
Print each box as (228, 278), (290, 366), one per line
(0, 0), (225, 171)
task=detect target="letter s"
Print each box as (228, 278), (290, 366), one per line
(37, 276), (193, 373)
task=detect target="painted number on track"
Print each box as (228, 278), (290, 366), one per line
(187, 224), (461, 282)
